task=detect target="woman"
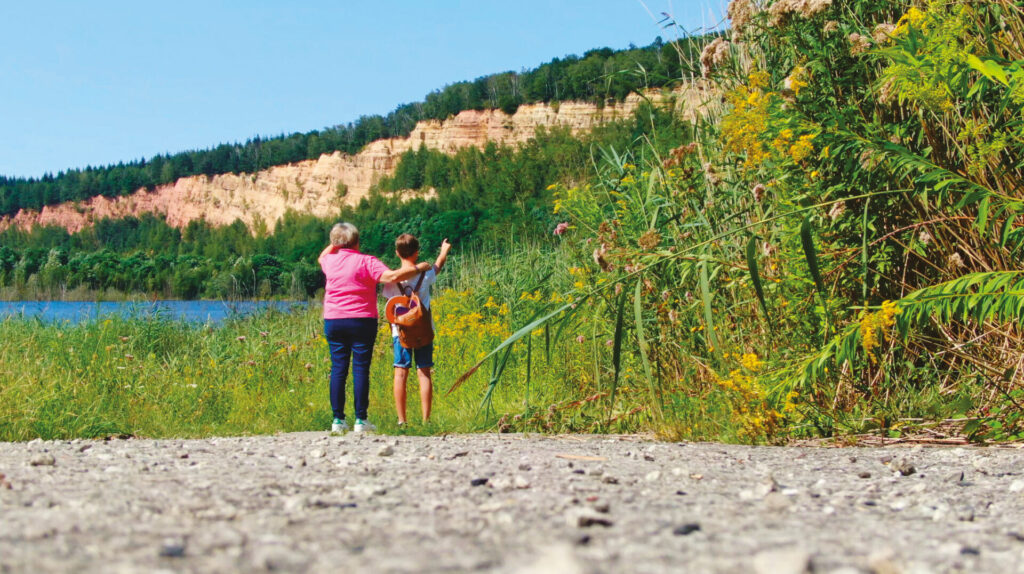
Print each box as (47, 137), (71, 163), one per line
(319, 222), (430, 433)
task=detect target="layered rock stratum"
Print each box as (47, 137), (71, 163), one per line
(0, 85), (710, 234)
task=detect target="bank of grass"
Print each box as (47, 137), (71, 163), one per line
(0, 282), (730, 441)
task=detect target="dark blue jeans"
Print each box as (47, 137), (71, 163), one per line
(324, 318), (377, 421)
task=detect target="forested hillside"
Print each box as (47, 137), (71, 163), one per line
(0, 105), (685, 299)
(0, 38), (700, 217)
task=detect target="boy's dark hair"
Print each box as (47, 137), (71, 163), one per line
(395, 234), (420, 259)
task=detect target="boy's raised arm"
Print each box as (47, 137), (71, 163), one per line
(434, 238), (453, 272)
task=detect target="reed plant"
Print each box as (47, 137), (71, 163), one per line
(451, 0), (1024, 443)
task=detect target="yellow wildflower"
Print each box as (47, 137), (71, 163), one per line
(859, 300), (900, 363)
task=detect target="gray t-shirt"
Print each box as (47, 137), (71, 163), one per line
(382, 266), (437, 337)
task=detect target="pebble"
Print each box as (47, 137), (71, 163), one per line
(513, 475), (531, 489)
(868, 549), (902, 574)
(763, 492), (792, 512)
(377, 445), (395, 457)
(752, 547), (811, 574)
(158, 541), (186, 558)
(470, 478), (488, 487)
(644, 470), (661, 482)
(601, 475), (619, 485)
(567, 509), (613, 528)
(28, 454), (55, 467)
(672, 523), (701, 536)
(892, 458), (916, 476)
(1009, 479), (1024, 493)
(490, 477), (513, 491)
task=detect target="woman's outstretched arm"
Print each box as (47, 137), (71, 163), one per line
(379, 261), (431, 283)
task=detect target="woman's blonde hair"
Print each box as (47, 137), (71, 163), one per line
(329, 222), (359, 248)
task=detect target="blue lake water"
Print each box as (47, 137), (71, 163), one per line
(0, 300), (310, 324)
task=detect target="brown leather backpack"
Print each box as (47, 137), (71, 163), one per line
(385, 271), (434, 349)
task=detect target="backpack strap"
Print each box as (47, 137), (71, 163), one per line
(401, 268), (429, 297)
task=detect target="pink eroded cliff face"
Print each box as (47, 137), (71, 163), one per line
(0, 85), (710, 233)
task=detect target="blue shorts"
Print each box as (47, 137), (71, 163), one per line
(392, 337), (434, 369)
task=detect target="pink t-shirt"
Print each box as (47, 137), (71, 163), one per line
(319, 249), (391, 319)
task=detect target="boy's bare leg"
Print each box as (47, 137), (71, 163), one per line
(393, 367), (410, 424)
(416, 367), (433, 422)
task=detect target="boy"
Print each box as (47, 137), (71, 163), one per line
(382, 234), (451, 425)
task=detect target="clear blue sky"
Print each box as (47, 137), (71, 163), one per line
(0, 1), (722, 178)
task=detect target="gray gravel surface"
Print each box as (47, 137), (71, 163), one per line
(1, 433), (1023, 573)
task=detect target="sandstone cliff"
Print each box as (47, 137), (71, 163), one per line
(0, 84), (710, 233)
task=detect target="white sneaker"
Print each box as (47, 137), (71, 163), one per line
(331, 418), (349, 433)
(353, 419), (376, 433)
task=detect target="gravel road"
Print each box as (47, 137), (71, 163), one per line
(1, 432), (1023, 573)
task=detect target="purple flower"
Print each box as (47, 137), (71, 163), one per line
(553, 222), (570, 236)
(576, 335), (585, 343)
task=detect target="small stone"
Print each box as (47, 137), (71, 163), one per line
(752, 547), (811, 574)
(868, 548), (901, 574)
(645, 470), (662, 482)
(513, 475), (531, 489)
(377, 445), (394, 457)
(574, 534), (592, 546)
(518, 463), (532, 471)
(602, 475), (619, 485)
(1009, 479), (1024, 492)
(592, 501), (610, 514)
(892, 458), (916, 476)
(672, 523), (701, 536)
(159, 541), (186, 558)
(858, 472), (871, 479)
(490, 477), (513, 491)
(250, 545), (309, 571)
(29, 454), (55, 467)
(753, 476), (780, 498)
(644, 454), (655, 461)
(567, 509), (613, 528)
(763, 492), (791, 512)
(470, 478), (489, 487)
(960, 546), (980, 556)
(956, 506), (975, 522)
(309, 449), (326, 459)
